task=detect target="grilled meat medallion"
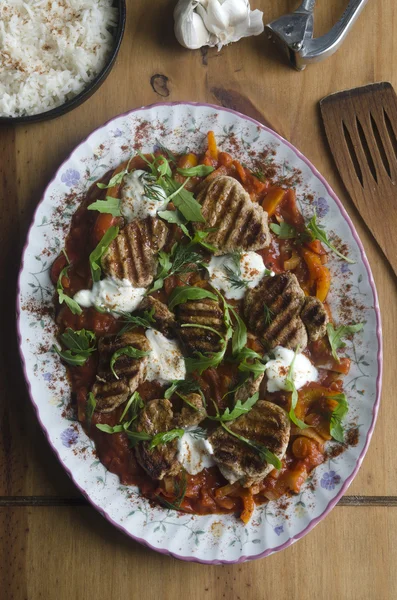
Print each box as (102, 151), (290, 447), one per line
(173, 392), (207, 428)
(208, 400), (290, 487)
(176, 297), (226, 356)
(135, 398), (181, 480)
(244, 272), (328, 350)
(234, 374), (264, 405)
(138, 296), (176, 338)
(194, 176), (271, 255)
(300, 296), (329, 342)
(92, 332), (150, 413)
(102, 217), (168, 288)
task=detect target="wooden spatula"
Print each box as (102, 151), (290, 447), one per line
(320, 82), (397, 275)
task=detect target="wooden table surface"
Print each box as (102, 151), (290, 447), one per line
(1, 1), (396, 598)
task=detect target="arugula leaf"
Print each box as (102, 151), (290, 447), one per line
(238, 359), (267, 378)
(164, 378), (202, 399)
(61, 328), (96, 353)
(148, 242), (205, 293)
(149, 428), (185, 449)
(285, 347), (310, 429)
(270, 221), (297, 239)
(306, 213), (355, 263)
(87, 196), (121, 217)
(89, 226), (119, 283)
(119, 391), (144, 424)
(176, 165), (215, 177)
(96, 423), (126, 434)
(158, 209), (190, 237)
(168, 286), (217, 310)
(110, 346), (151, 379)
(188, 229), (218, 253)
(163, 176), (205, 223)
(185, 347), (226, 375)
(229, 306), (247, 356)
(212, 392), (259, 422)
(53, 328), (96, 366)
(56, 266), (82, 315)
(116, 308), (155, 337)
(97, 160), (132, 189)
(329, 393), (349, 442)
(221, 422), (281, 469)
(326, 322), (364, 362)
(125, 430), (152, 446)
(86, 392), (96, 431)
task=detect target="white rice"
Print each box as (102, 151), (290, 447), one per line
(0, 0), (118, 117)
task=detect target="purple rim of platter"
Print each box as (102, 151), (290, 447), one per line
(16, 101), (383, 564)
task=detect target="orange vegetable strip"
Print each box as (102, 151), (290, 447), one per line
(261, 187), (286, 216)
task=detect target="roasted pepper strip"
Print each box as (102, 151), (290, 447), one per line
(301, 247), (331, 301)
(261, 187), (285, 216)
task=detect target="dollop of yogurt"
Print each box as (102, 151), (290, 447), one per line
(120, 169), (168, 222)
(177, 430), (215, 475)
(264, 346), (318, 393)
(145, 329), (186, 384)
(207, 251), (274, 300)
(73, 278), (146, 314)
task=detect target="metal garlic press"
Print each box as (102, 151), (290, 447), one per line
(265, 0), (369, 70)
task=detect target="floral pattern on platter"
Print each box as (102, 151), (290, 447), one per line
(17, 102), (381, 564)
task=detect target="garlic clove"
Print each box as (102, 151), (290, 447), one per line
(173, 0), (264, 51)
(174, 0), (212, 50)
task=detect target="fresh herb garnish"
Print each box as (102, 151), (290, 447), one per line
(119, 391), (144, 424)
(148, 241), (206, 293)
(270, 222), (298, 239)
(306, 213), (354, 263)
(229, 306), (247, 356)
(87, 196), (121, 217)
(149, 428), (185, 449)
(158, 209), (190, 237)
(56, 265), (82, 315)
(86, 392), (96, 431)
(263, 303), (274, 326)
(168, 286), (217, 310)
(156, 471), (187, 510)
(176, 165), (215, 177)
(124, 430), (152, 446)
(53, 328), (96, 366)
(89, 225), (119, 283)
(238, 359), (267, 378)
(155, 140), (177, 163)
(96, 423), (126, 434)
(110, 345), (151, 379)
(211, 392), (259, 422)
(116, 308), (155, 337)
(223, 252), (248, 291)
(221, 422), (281, 469)
(329, 393), (349, 442)
(326, 322), (364, 363)
(164, 378), (202, 399)
(185, 347), (227, 375)
(97, 159), (132, 190)
(188, 427), (208, 439)
(285, 347), (309, 429)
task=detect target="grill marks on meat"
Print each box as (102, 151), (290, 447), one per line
(244, 273), (328, 350)
(300, 296), (329, 342)
(138, 296), (176, 338)
(176, 298), (225, 355)
(92, 332), (150, 413)
(234, 374), (264, 405)
(208, 401), (290, 487)
(102, 217), (168, 287)
(194, 176), (271, 254)
(135, 399), (180, 480)
(174, 393), (207, 428)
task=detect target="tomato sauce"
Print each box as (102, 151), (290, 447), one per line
(51, 135), (350, 523)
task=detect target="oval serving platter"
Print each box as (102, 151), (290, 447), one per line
(17, 102), (382, 563)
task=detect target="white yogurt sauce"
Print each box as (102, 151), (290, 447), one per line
(73, 277), (146, 315)
(120, 169), (168, 222)
(264, 346), (318, 393)
(207, 251), (274, 300)
(145, 329), (186, 384)
(177, 431), (215, 475)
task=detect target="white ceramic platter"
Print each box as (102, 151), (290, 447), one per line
(17, 102), (382, 563)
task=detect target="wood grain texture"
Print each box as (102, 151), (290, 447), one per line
(0, 0), (396, 595)
(321, 82), (397, 274)
(0, 506), (396, 600)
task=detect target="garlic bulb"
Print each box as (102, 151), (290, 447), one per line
(174, 0), (264, 51)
